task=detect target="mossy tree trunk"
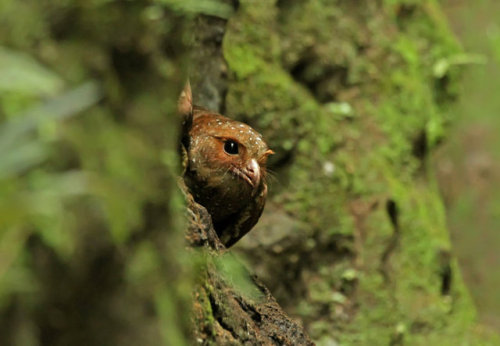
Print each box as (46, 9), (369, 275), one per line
(191, 0), (500, 345)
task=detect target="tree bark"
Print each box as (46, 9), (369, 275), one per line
(188, 0), (500, 344)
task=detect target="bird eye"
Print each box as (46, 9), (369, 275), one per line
(223, 140), (239, 155)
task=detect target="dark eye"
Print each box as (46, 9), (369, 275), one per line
(223, 140), (239, 155)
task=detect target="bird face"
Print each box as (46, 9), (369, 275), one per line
(189, 111), (272, 192)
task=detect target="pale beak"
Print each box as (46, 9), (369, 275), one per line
(241, 158), (261, 190)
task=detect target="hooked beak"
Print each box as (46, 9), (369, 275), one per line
(234, 158), (261, 191)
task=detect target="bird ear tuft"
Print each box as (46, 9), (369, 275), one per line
(179, 80), (194, 154)
(178, 80), (192, 116)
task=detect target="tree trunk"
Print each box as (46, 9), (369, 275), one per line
(189, 0), (500, 345)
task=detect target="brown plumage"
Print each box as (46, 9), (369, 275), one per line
(179, 83), (273, 247)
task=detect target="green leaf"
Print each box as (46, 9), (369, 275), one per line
(0, 81), (102, 163)
(0, 141), (47, 179)
(214, 254), (264, 301)
(433, 54), (487, 78)
(0, 46), (64, 96)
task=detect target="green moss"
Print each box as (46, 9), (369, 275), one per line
(224, 0), (499, 344)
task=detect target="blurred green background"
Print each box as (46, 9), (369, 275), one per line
(440, 0), (500, 333)
(0, 1), (193, 344)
